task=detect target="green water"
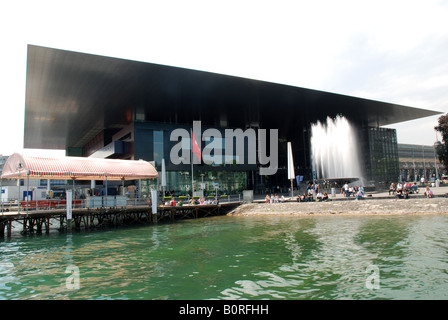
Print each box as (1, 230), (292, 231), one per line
(1, 214), (448, 300)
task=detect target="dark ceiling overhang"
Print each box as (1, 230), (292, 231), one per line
(24, 45), (442, 150)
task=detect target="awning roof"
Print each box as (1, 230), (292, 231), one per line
(0, 153), (159, 181)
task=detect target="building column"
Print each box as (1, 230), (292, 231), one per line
(91, 180), (96, 196)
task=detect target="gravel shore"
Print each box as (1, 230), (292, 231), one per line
(227, 197), (448, 216)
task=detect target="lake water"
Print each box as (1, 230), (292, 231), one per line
(1, 214), (448, 300)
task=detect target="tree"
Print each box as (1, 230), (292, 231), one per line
(434, 113), (448, 170)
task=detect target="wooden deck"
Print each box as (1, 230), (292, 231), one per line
(0, 202), (242, 236)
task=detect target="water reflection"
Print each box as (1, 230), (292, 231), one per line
(1, 215), (448, 299)
(386, 216), (448, 299)
(218, 216), (448, 300)
(219, 217), (376, 299)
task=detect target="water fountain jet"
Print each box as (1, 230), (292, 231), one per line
(311, 115), (364, 184)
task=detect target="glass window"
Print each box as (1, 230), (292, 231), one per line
(368, 127), (399, 187)
(203, 136), (224, 166)
(154, 131), (164, 167)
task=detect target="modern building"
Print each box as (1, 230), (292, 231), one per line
(398, 143), (444, 183)
(23, 45), (441, 194)
(0, 156), (7, 176)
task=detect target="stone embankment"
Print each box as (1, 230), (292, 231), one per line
(228, 197), (448, 216)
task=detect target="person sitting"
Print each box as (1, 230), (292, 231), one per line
(265, 194), (271, 203)
(306, 190), (314, 202)
(355, 189), (364, 200)
(280, 195), (285, 203)
(302, 193), (309, 202)
(348, 186), (354, 197)
(170, 198), (176, 206)
(424, 187), (434, 198)
(389, 183), (396, 195)
(402, 188), (410, 199)
(395, 189), (403, 199)
(296, 194), (301, 202)
(274, 194), (279, 203)
(397, 182), (403, 195)
(322, 192), (329, 201)
(316, 192), (323, 201)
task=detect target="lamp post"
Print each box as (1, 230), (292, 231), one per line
(26, 173), (29, 217)
(200, 173), (205, 190)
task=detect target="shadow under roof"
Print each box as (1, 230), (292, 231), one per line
(24, 45), (442, 150)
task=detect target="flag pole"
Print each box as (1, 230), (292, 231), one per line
(287, 142), (295, 199)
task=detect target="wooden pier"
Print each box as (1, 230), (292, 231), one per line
(0, 202), (242, 237)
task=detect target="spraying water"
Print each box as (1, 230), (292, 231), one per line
(311, 115), (363, 180)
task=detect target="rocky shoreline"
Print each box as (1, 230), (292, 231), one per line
(227, 197), (448, 216)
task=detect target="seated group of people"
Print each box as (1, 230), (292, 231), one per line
(394, 188), (410, 199)
(164, 197), (219, 206)
(342, 184), (365, 199)
(389, 182), (418, 196)
(296, 190), (329, 202)
(265, 194), (286, 203)
(390, 182), (436, 199)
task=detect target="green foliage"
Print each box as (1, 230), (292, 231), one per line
(435, 113), (448, 169)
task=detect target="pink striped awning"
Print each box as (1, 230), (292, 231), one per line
(1, 153), (159, 181)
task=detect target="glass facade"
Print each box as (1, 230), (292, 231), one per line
(367, 127), (399, 187)
(153, 130), (164, 167)
(139, 170), (247, 197)
(397, 144), (442, 182)
(39, 179), (66, 186)
(90, 122), (407, 196)
(132, 122), (252, 196)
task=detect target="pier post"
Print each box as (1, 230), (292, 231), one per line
(151, 189), (158, 223)
(7, 220), (12, 237)
(36, 219), (42, 233)
(66, 190), (73, 232)
(45, 218), (50, 234)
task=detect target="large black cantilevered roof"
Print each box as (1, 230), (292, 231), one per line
(24, 45), (441, 150)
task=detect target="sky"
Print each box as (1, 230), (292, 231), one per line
(1, 0), (448, 157)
